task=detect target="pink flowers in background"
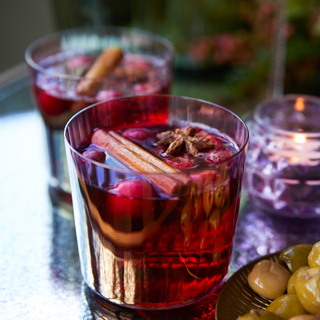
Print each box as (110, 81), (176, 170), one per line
(188, 0), (320, 69)
(190, 34), (253, 66)
(189, 1), (282, 66)
(213, 34), (252, 65)
(190, 32), (259, 66)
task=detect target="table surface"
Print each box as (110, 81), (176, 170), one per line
(1, 75), (320, 319)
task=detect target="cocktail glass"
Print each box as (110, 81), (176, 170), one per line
(25, 27), (174, 210)
(64, 95), (248, 309)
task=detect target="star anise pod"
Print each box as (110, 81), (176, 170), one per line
(155, 125), (217, 157)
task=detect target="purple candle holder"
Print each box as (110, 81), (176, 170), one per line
(245, 94), (320, 218)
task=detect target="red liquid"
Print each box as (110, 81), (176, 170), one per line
(75, 123), (242, 308)
(29, 53), (172, 205)
(33, 53), (171, 124)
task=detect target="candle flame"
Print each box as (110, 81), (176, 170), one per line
(290, 157), (300, 163)
(294, 97), (305, 112)
(294, 133), (306, 144)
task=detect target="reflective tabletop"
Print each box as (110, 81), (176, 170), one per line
(1, 75), (319, 319)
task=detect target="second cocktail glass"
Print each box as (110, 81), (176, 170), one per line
(65, 95), (248, 309)
(25, 27), (174, 210)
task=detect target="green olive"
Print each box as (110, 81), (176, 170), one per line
(295, 267), (320, 315)
(280, 244), (312, 273)
(287, 266), (309, 294)
(247, 260), (291, 300)
(308, 241), (320, 268)
(289, 315), (320, 320)
(237, 309), (283, 320)
(266, 294), (307, 320)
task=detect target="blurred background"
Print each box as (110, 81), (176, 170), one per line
(1, 0), (320, 114)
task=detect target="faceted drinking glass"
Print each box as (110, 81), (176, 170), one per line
(64, 95), (248, 309)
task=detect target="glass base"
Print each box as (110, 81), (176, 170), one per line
(87, 278), (225, 310)
(83, 279), (223, 316)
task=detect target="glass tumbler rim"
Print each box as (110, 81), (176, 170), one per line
(253, 93), (320, 138)
(64, 94), (249, 175)
(24, 25), (175, 82)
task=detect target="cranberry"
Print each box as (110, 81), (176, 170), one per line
(114, 179), (156, 199)
(132, 83), (156, 94)
(39, 91), (68, 116)
(124, 57), (150, 71)
(206, 150), (234, 164)
(67, 56), (93, 69)
(82, 149), (106, 163)
(190, 170), (217, 186)
(132, 60), (150, 71)
(122, 128), (153, 141)
(165, 156), (196, 170)
(106, 179), (157, 225)
(96, 90), (123, 101)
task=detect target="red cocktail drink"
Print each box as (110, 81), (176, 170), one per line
(65, 95), (248, 309)
(25, 28), (173, 209)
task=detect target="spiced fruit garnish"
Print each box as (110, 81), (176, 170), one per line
(156, 125), (217, 157)
(206, 150), (235, 164)
(165, 156), (196, 170)
(82, 149), (106, 163)
(123, 128), (154, 141)
(113, 179), (156, 199)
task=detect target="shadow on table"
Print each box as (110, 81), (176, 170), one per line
(50, 207), (82, 287)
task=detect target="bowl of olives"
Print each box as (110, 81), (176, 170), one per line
(215, 241), (320, 320)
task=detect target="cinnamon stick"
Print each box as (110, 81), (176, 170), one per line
(108, 131), (191, 186)
(91, 129), (190, 196)
(109, 131), (179, 173)
(76, 47), (123, 97)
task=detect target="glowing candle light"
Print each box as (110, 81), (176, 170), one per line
(294, 97), (305, 112)
(246, 94), (320, 217)
(294, 133), (306, 144)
